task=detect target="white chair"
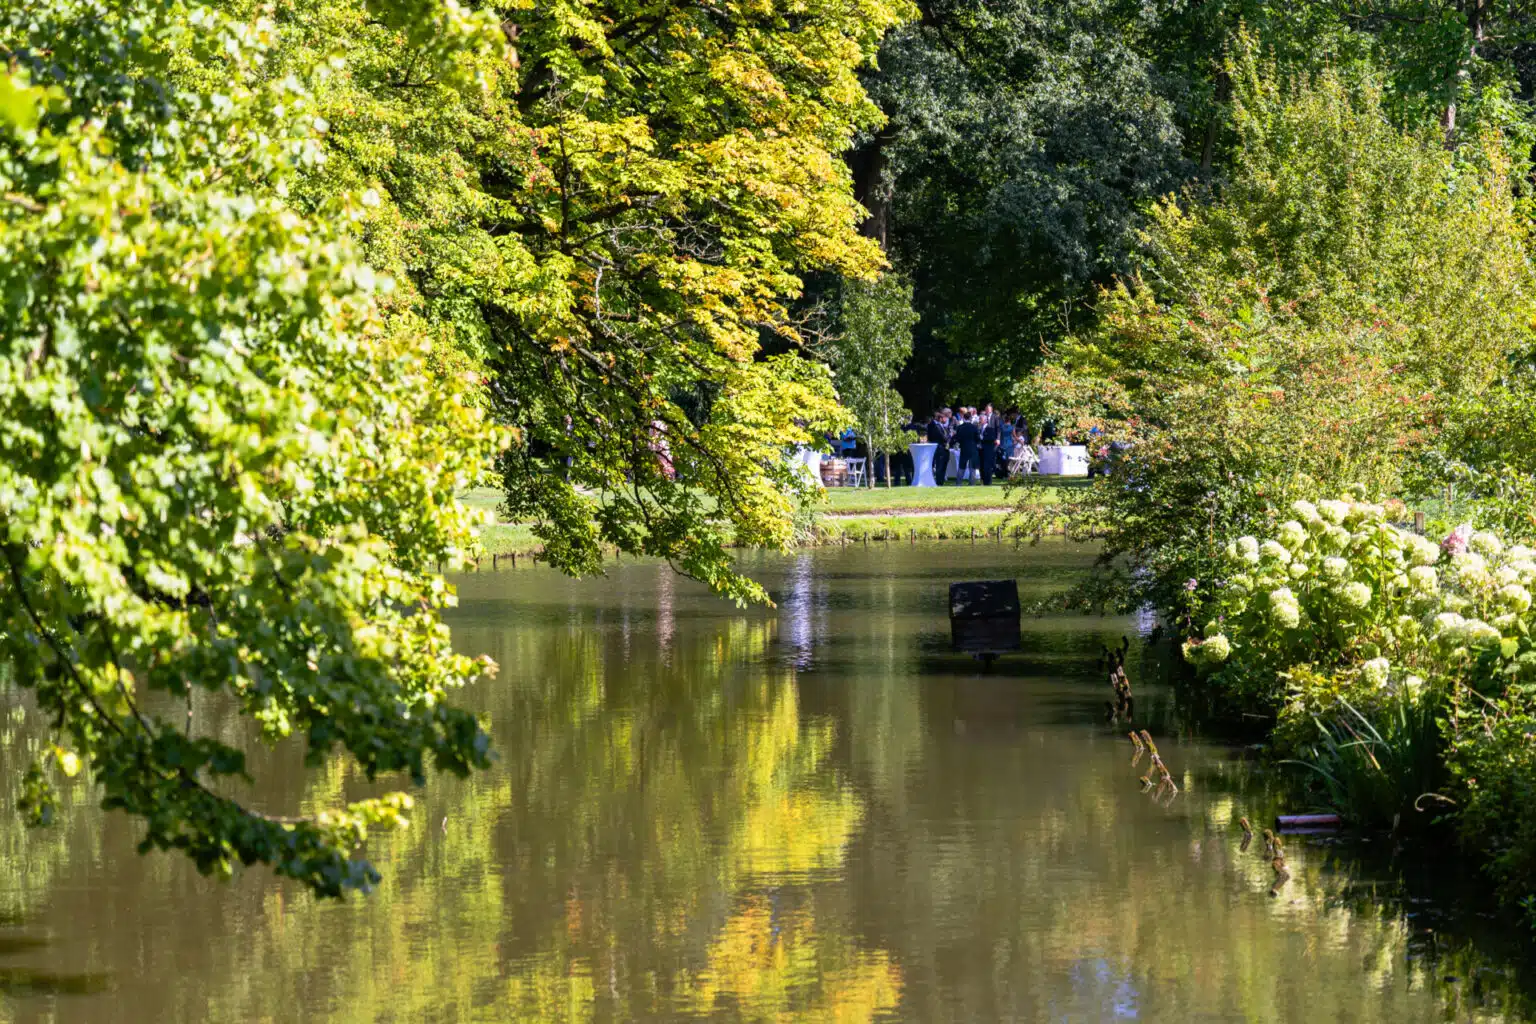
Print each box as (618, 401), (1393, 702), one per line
(845, 457), (866, 487)
(1008, 446), (1039, 477)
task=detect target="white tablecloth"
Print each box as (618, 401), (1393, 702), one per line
(909, 443), (937, 487)
(793, 446), (823, 485)
(1037, 445), (1089, 477)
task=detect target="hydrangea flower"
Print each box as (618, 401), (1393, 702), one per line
(1403, 675), (1425, 696)
(1269, 587), (1300, 629)
(1321, 556), (1349, 580)
(1201, 634), (1232, 663)
(1493, 612), (1520, 632)
(1495, 566), (1522, 586)
(1318, 500), (1350, 525)
(1509, 560), (1536, 585)
(1406, 535), (1441, 567)
(1341, 581), (1372, 609)
(1260, 539), (1293, 565)
(1236, 536), (1260, 564)
(1497, 583), (1531, 613)
(1322, 525), (1352, 553)
(1277, 520), (1308, 552)
(1360, 657), (1390, 689)
(1291, 500), (1320, 523)
(1288, 561), (1309, 579)
(1346, 503), (1386, 526)
(1408, 565), (1438, 592)
(1450, 551), (1490, 586)
(1464, 619), (1501, 647)
(1471, 531), (1504, 557)
(1508, 545), (1536, 561)
(1432, 612), (1466, 637)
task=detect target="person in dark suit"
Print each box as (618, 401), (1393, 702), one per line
(980, 410), (999, 485)
(897, 416), (926, 485)
(925, 411), (949, 483)
(953, 412), (981, 485)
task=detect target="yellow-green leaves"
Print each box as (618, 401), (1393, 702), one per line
(0, 0), (501, 897)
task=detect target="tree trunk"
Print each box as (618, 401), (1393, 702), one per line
(1200, 69), (1231, 175)
(847, 129), (895, 249)
(1445, 0), (1484, 142)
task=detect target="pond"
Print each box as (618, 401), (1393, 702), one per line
(0, 543), (1531, 1022)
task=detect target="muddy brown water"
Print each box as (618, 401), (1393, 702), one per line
(0, 542), (1530, 1022)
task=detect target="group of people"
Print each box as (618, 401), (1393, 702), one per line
(826, 404), (1068, 486)
(911, 405), (1035, 486)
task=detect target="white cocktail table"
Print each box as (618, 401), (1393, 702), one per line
(909, 443), (937, 486)
(1038, 445), (1089, 477)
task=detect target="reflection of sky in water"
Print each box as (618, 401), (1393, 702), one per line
(783, 553), (818, 668)
(1061, 957), (1140, 1020)
(656, 562), (674, 655)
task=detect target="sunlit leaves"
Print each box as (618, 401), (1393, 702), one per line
(0, 0), (500, 895)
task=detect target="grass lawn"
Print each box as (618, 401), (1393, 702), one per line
(460, 478), (1082, 557)
(820, 478), (1079, 514)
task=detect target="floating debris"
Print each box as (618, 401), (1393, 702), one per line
(1102, 636), (1134, 721)
(1277, 813), (1341, 832)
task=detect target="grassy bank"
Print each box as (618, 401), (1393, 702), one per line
(464, 481), (1079, 557)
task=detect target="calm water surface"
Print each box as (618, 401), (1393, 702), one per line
(0, 543), (1531, 1022)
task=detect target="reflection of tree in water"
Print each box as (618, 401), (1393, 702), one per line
(178, 608), (899, 1023)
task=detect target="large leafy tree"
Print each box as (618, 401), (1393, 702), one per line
(864, 0), (1186, 404)
(1016, 47), (1535, 615)
(259, 0), (914, 603)
(0, 0), (915, 893)
(0, 0), (505, 895)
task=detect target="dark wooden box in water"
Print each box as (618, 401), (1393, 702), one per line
(949, 580), (1021, 653)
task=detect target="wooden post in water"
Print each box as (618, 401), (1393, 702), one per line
(910, 528), (915, 545)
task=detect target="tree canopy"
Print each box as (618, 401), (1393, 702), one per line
(0, 0), (911, 894)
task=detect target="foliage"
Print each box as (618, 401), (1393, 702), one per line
(1187, 495), (1536, 916)
(1012, 49), (1534, 618)
(1409, 345), (1536, 541)
(823, 273), (917, 470)
(256, 0), (914, 604)
(854, 0), (1536, 410)
(1447, 683), (1536, 923)
(866, 0), (1187, 402)
(1286, 690), (1445, 831)
(0, 0), (505, 895)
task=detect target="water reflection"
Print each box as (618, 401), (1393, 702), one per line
(0, 543), (1529, 1022)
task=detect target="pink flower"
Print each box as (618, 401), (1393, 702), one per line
(1442, 523), (1473, 555)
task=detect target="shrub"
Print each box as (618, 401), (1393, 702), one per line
(1189, 494), (1536, 918)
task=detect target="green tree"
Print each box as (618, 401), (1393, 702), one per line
(0, 0), (917, 894)
(860, 0), (1188, 403)
(256, 0), (915, 604)
(823, 275), (918, 485)
(1015, 44), (1534, 617)
(0, 0), (506, 895)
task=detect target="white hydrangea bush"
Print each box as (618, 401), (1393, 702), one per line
(1183, 496), (1536, 707)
